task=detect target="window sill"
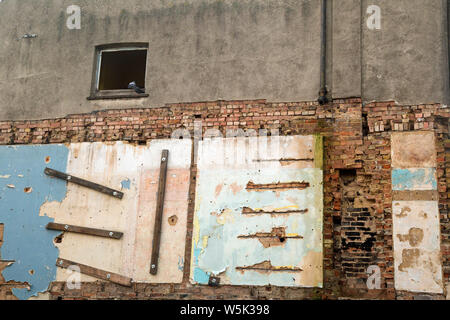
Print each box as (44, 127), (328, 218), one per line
(87, 89), (149, 100)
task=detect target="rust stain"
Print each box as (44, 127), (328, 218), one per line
(238, 227), (303, 248)
(168, 215), (178, 226)
(397, 228), (424, 247)
(242, 207), (308, 215)
(419, 211), (428, 219)
(246, 181), (310, 191)
(23, 187), (32, 193)
(230, 182), (243, 195)
(236, 260), (303, 273)
(395, 206), (411, 218)
(45, 156), (51, 164)
(398, 248), (421, 272)
(214, 184), (223, 198)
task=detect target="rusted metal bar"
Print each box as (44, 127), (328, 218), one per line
(236, 261), (303, 273)
(46, 223), (123, 239)
(246, 181), (310, 191)
(44, 167), (123, 199)
(150, 150), (169, 275)
(242, 207), (308, 215)
(56, 258), (132, 287)
(253, 158), (314, 163)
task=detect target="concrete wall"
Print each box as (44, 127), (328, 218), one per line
(0, 0), (448, 120)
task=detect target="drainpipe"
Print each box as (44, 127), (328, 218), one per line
(318, 0), (329, 105)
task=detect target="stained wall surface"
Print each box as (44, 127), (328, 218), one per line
(0, 140), (192, 299)
(191, 135), (323, 287)
(391, 132), (443, 294)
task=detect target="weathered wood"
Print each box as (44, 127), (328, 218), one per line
(46, 223), (123, 239)
(56, 258), (132, 287)
(44, 167), (124, 199)
(150, 150), (169, 275)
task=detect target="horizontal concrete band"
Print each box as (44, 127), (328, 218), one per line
(392, 190), (439, 201)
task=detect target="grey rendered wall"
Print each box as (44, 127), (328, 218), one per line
(360, 0), (449, 105)
(0, 0), (448, 120)
(0, 0), (322, 120)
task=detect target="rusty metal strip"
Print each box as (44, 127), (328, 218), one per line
(150, 150), (169, 275)
(46, 223), (123, 239)
(246, 181), (310, 191)
(56, 258), (132, 287)
(242, 207), (308, 215)
(253, 158), (314, 163)
(44, 167), (124, 199)
(236, 261), (303, 273)
(238, 234), (303, 239)
(392, 190), (439, 201)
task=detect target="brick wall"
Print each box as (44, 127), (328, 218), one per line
(0, 98), (448, 300)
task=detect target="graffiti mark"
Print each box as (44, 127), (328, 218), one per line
(236, 260), (303, 273)
(238, 227), (303, 248)
(242, 207), (308, 215)
(246, 181), (310, 191)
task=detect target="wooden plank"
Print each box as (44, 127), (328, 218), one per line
(44, 167), (124, 199)
(56, 258), (132, 287)
(150, 150), (169, 275)
(46, 223), (123, 239)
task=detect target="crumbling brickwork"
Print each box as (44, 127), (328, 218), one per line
(0, 98), (448, 300)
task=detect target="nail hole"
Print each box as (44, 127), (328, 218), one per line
(168, 215), (178, 226)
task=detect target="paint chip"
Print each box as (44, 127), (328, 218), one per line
(24, 187), (33, 193)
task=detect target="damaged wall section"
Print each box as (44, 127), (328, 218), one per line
(0, 141), (192, 300)
(0, 145), (69, 299)
(191, 135), (323, 287)
(41, 140), (192, 285)
(391, 132), (443, 294)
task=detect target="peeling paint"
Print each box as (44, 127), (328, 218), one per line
(0, 144), (69, 300)
(393, 201), (443, 293)
(40, 140), (191, 284)
(236, 260), (303, 273)
(391, 132), (443, 294)
(392, 168), (437, 191)
(120, 178), (131, 190)
(191, 135), (323, 287)
(391, 132), (443, 293)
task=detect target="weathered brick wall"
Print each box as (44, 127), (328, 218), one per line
(0, 98), (448, 300)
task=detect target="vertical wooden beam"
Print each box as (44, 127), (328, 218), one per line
(150, 150), (169, 275)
